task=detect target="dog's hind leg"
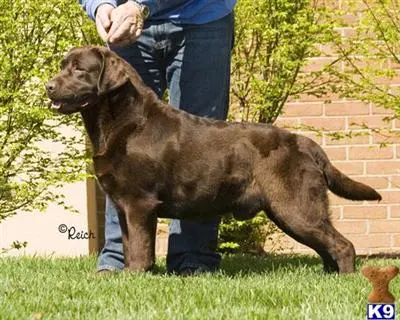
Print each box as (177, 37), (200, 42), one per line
(266, 199), (355, 273)
(257, 162), (355, 273)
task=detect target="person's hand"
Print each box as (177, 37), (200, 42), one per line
(107, 1), (144, 47)
(95, 4), (114, 43)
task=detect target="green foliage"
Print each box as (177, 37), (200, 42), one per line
(331, 0), (400, 116)
(0, 0), (100, 222)
(218, 212), (279, 254)
(224, 0), (341, 253)
(231, 0), (339, 123)
(1, 240), (27, 255)
(226, 0), (400, 253)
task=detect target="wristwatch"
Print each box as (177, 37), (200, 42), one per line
(130, 1), (150, 20)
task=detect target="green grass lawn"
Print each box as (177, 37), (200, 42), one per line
(0, 254), (399, 320)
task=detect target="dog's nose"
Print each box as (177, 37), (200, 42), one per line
(45, 81), (57, 93)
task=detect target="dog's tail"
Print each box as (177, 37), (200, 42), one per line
(324, 162), (382, 201)
(309, 139), (382, 201)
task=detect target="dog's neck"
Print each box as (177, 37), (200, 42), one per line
(81, 82), (148, 156)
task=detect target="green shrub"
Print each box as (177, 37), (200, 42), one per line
(0, 0), (100, 223)
(218, 213), (280, 254)
(222, 0), (338, 253)
(230, 0), (338, 123)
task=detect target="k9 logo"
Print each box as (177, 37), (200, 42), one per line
(367, 304), (396, 320)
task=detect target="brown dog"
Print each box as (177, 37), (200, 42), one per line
(46, 46), (382, 273)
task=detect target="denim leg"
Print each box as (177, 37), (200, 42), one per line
(97, 14), (234, 272)
(97, 197), (125, 271)
(97, 28), (165, 272)
(166, 13), (234, 273)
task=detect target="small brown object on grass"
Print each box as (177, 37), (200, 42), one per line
(362, 265), (399, 303)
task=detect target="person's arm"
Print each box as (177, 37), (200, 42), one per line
(79, 0), (188, 46)
(79, 0), (116, 21)
(80, 0), (190, 21)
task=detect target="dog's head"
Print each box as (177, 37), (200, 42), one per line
(46, 46), (129, 114)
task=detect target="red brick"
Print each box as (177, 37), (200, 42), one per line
(349, 116), (392, 129)
(343, 205), (387, 219)
(297, 90), (341, 102)
(348, 234), (391, 248)
(296, 131), (323, 144)
(324, 147), (347, 160)
(274, 117), (299, 129)
(333, 161), (364, 175)
(349, 146), (393, 160)
(340, 27), (356, 38)
(367, 161), (400, 175)
(370, 219), (400, 233)
(377, 191), (400, 204)
(301, 117), (346, 131)
(351, 176), (389, 189)
(372, 105), (395, 115)
(369, 248), (400, 254)
(391, 176), (400, 189)
(333, 220), (367, 234)
(325, 102), (369, 116)
(325, 131), (370, 145)
(329, 193), (360, 206)
(389, 58), (400, 70)
(376, 73), (400, 85)
(355, 248), (371, 255)
(391, 235), (400, 247)
(372, 131), (400, 144)
(318, 44), (336, 56)
(344, 58), (389, 71)
(390, 205), (400, 218)
(330, 206), (342, 219)
(303, 57), (338, 72)
(283, 103), (323, 117)
(341, 14), (358, 25)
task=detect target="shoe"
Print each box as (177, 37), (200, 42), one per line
(177, 266), (210, 277)
(96, 269), (115, 276)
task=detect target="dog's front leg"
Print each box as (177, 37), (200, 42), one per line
(117, 197), (158, 272)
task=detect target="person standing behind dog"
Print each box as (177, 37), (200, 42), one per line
(79, 0), (236, 275)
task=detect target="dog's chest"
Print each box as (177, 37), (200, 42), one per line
(93, 152), (161, 194)
(92, 155), (117, 193)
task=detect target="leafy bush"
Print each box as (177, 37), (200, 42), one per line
(221, 0), (339, 253)
(0, 0), (100, 222)
(218, 213), (281, 254)
(230, 0), (338, 123)
(332, 0), (400, 116)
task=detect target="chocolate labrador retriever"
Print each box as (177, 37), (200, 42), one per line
(46, 46), (381, 273)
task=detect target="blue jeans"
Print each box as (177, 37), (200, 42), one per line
(97, 13), (234, 273)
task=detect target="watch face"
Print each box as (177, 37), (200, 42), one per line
(142, 5), (150, 19)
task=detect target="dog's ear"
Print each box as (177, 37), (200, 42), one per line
(91, 47), (129, 95)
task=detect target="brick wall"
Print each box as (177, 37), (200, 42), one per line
(273, 101), (400, 255)
(268, 2), (400, 255)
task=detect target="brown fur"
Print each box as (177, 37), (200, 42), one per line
(46, 46), (382, 273)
